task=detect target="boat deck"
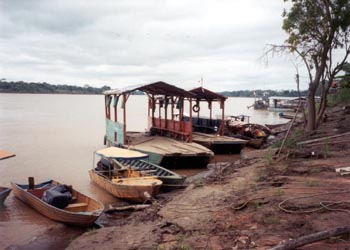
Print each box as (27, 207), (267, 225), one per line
(192, 132), (247, 154)
(125, 133), (214, 168)
(127, 134), (213, 156)
(0, 150), (16, 160)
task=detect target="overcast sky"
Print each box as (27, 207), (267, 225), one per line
(0, 0), (308, 91)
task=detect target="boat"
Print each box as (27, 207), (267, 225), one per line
(267, 96), (305, 112)
(0, 187), (11, 207)
(11, 178), (104, 227)
(232, 134), (264, 149)
(97, 147), (186, 189)
(279, 112), (294, 119)
(0, 150), (16, 206)
(185, 87), (248, 154)
(90, 147), (163, 202)
(265, 123), (288, 129)
(126, 135), (214, 168)
(191, 132), (247, 154)
(225, 115), (250, 134)
(103, 82), (214, 168)
(248, 94), (269, 110)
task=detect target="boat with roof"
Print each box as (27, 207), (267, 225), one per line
(103, 81), (214, 168)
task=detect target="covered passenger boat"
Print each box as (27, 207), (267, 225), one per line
(103, 81), (214, 168)
(90, 147), (163, 202)
(187, 87), (247, 154)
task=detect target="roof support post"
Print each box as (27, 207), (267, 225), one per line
(220, 100), (225, 136)
(189, 97), (193, 142)
(123, 94), (127, 145)
(151, 95), (155, 127)
(165, 96), (168, 129)
(114, 95), (117, 122)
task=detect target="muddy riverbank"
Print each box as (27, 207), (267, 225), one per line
(66, 104), (350, 250)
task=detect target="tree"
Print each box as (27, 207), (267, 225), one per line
(336, 62), (350, 87)
(280, 0), (350, 130)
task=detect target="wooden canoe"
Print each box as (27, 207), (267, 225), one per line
(11, 180), (104, 227)
(232, 134), (265, 149)
(89, 169), (162, 203)
(0, 150), (15, 206)
(0, 187), (11, 206)
(265, 123), (288, 129)
(114, 158), (186, 188)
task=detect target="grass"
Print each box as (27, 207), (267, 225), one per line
(306, 180), (319, 187)
(271, 129), (303, 150)
(173, 234), (191, 250)
(276, 189), (285, 196)
(263, 148), (274, 164)
(263, 215), (280, 225)
(328, 88), (350, 106)
(322, 140), (329, 159)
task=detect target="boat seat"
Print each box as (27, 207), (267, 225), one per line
(66, 202), (88, 208)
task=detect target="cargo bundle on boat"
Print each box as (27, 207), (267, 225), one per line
(103, 81), (214, 168)
(11, 178), (104, 227)
(225, 116), (270, 149)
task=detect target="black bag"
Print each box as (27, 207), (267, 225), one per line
(42, 184), (72, 209)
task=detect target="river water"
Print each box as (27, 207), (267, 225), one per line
(0, 94), (285, 249)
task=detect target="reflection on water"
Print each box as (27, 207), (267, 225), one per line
(0, 94), (285, 248)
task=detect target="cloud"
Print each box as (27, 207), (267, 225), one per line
(0, 0), (305, 91)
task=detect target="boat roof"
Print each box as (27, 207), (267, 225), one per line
(0, 150), (15, 160)
(189, 87), (227, 102)
(104, 81), (195, 98)
(269, 96), (306, 101)
(95, 147), (148, 160)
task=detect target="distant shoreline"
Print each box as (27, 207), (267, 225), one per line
(0, 80), (308, 97)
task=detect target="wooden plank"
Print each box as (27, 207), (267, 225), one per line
(297, 132), (350, 145)
(66, 202), (88, 208)
(28, 177), (35, 190)
(0, 150), (15, 160)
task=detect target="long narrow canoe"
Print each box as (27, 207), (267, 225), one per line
(0, 187), (11, 206)
(11, 180), (104, 227)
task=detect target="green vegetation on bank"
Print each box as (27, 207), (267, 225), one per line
(220, 89), (308, 97)
(0, 80), (310, 97)
(0, 81), (111, 94)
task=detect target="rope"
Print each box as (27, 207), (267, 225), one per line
(278, 191), (350, 214)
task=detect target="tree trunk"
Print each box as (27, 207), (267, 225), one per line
(269, 225), (350, 250)
(316, 87), (330, 127)
(306, 90), (316, 131)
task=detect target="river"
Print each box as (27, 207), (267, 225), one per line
(0, 94), (285, 249)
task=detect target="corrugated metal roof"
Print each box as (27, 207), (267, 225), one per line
(95, 147), (148, 159)
(189, 87), (227, 101)
(104, 81), (195, 98)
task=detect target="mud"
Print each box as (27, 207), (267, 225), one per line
(65, 103), (350, 249)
